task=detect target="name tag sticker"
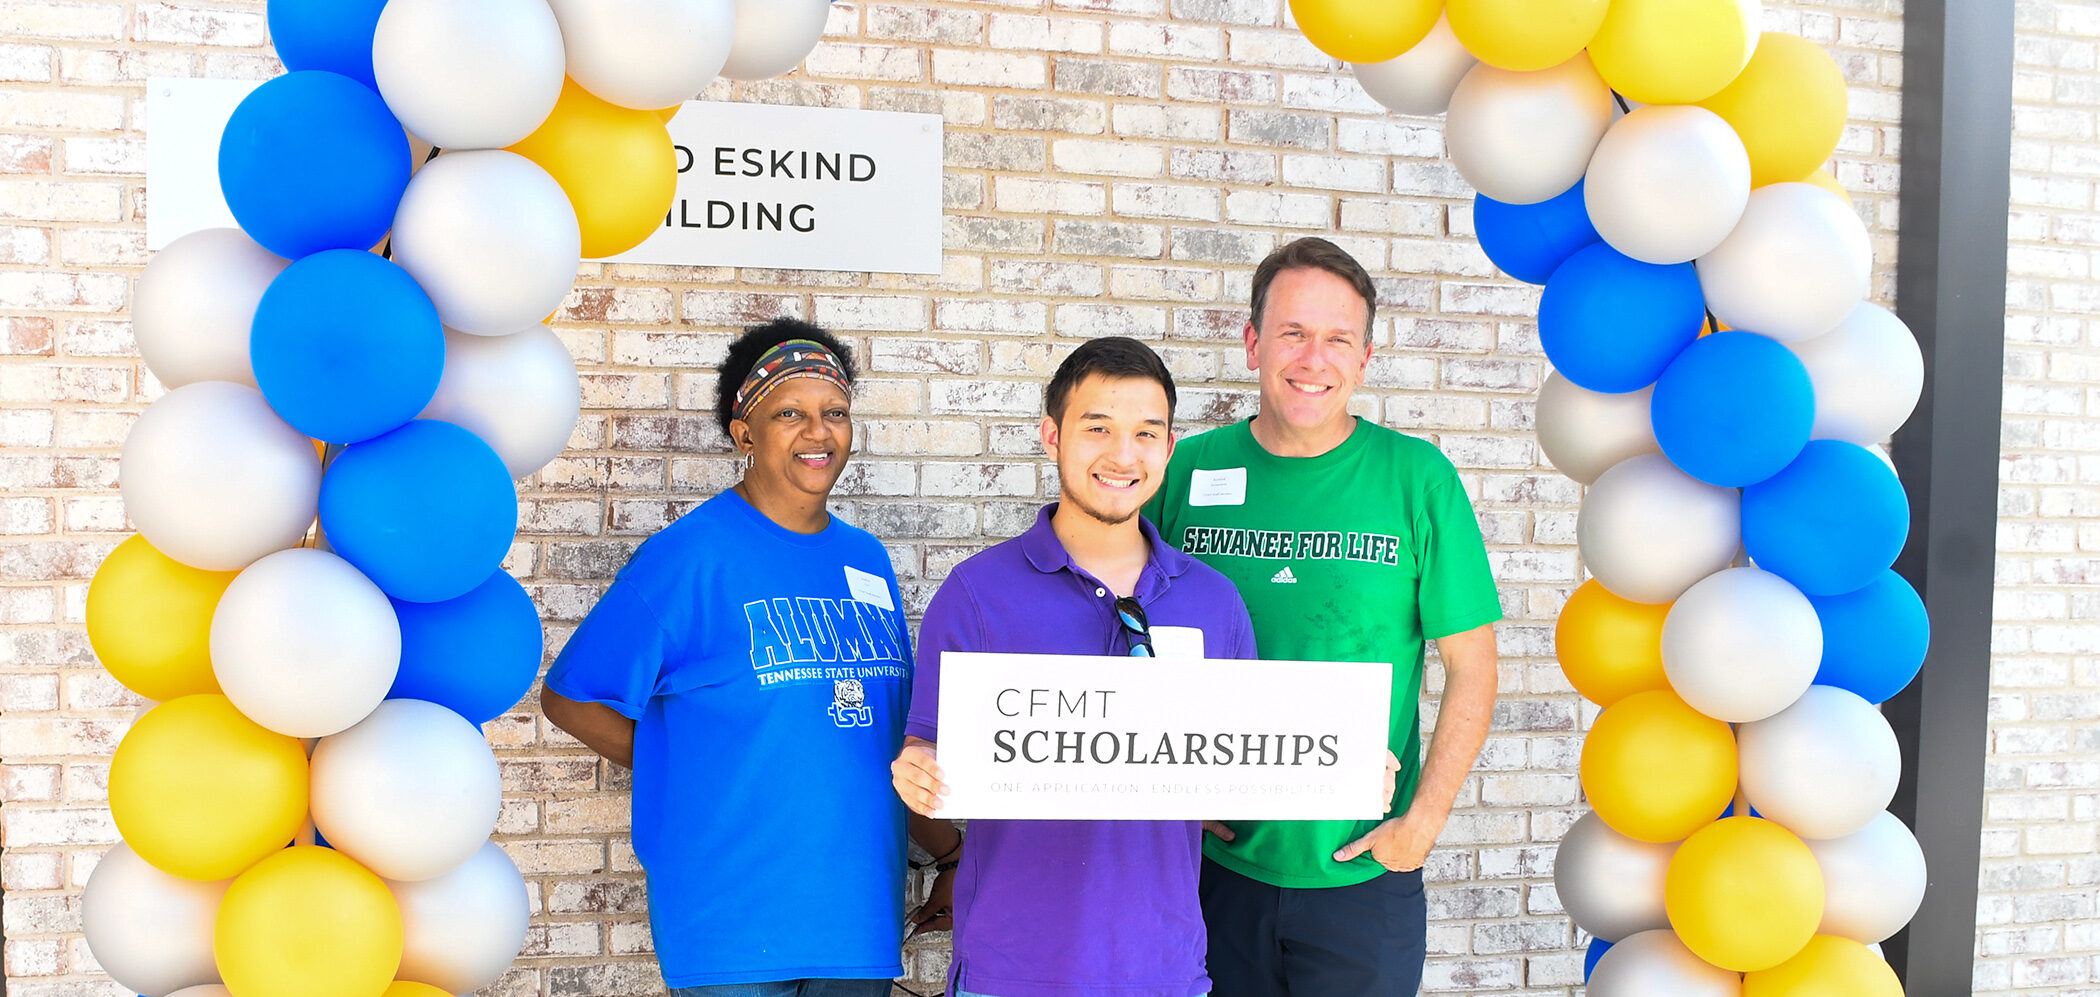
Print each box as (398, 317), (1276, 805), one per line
(1150, 625), (1205, 659)
(844, 566), (895, 610)
(1189, 467), (1247, 507)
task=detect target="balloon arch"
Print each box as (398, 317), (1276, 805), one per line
(86, 1), (1930, 995)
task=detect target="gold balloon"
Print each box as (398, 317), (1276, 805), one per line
(509, 77), (677, 259)
(1700, 32), (1849, 187)
(1667, 817), (1825, 972)
(1579, 690), (1738, 842)
(108, 695), (309, 881)
(384, 982), (453, 997)
(1555, 578), (1672, 707)
(1744, 935), (1904, 997)
(215, 846), (403, 997)
(1587, 0), (1761, 105)
(1446, 0), (1610, 72)
(87, 535), (235, 701)
(1290, 0), (1442, 64)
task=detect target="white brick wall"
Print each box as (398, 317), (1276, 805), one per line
(1, 1), (2083, 995)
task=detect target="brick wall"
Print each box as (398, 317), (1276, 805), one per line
(0, 1), (2080, 995)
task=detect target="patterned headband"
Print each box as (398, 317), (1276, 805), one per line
(732, 339), (852, 423)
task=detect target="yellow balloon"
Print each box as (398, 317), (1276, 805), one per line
(384, 983), (453, 997)
(1556, 579), (1671, 707)
(1579, 690), (1737, 842)
(1744, 935), (1904, 997)
(1699, 32), (1848, 187)
(1801, 165), (1852, 205)
(216, 846), (403, 997)
(1587, 0), (1761, 105)
(86, 535), (235, 701)
(1666, 817), (1825, 972)
(109, 695), (309, 881)
(1290, 0), (1442, 64)
(1446, 0), (1610, 72)
(508, 77), (677, 259)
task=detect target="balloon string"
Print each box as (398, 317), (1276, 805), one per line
(378, 145), (445, 261)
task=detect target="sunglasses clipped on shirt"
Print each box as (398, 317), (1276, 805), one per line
(1114, 595), (1154, 658)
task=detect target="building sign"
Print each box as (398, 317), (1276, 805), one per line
(144, 80), (942, 274)
(933, 652), (1396, 821)
(612, 101), (942, 274)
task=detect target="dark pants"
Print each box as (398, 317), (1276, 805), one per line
(669, 980), (892, 997)
(1199, 858), (1427, 997)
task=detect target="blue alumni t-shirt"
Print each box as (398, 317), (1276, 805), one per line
(545, 489), (912, 987)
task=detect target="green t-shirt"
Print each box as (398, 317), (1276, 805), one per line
(1142, 417), (1502, 888)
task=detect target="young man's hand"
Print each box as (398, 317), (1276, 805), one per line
(891, 736), (946, 816)
(908, 864), (957, 938)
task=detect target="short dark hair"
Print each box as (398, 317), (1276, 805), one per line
(1044, 336), (1177, 425)
(1248, 236), (1377, 336)
(715, 317), (858, 434)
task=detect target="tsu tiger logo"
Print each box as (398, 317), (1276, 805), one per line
(829, 678), (873, 728)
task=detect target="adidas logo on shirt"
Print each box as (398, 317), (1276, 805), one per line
(1271, 566), (1297, 584)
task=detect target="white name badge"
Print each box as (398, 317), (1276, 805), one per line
(1188, 467), (1247, 507)
(843, 566), (894, 610)
(935, 652), (1394, 821)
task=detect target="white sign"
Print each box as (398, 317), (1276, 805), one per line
(934, 652), (1395, 821)
(613, 102), (942, 274)
(146, 77), (260, 250)
(144, 81), (943, 274)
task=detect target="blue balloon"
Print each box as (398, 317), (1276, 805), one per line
(1584, 937), (1613, 981)
(1650, 331), (1815, 487)
(1538, 243), (1705, 393)
(1475, 180), (1601, 285)
(251, 249), (444, 444)
(218, 70), (410, 260)
(388, 571), (545, 725)
(268, 0), (389, 91)
(1743, 440), (1911, 596)
(320, 420), (518, 604)
(1809, 569), (1930, 703)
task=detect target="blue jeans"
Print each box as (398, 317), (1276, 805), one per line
(671, 980), (893, 997)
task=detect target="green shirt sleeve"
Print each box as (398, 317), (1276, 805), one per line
(1415, 470), (1503, 640)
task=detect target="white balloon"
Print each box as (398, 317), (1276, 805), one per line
(312, 699), (502, 882)
(1536, 373), (1660, 485)
(372, 0), (567, 150)
(419, 325), (581, 479)
(211, 548), (400, 738)
(549, 0), (734, 109)
(1739, 685), (1901, 840)
(1584, 105), (1751, 265)
(391, 840), (531, 994)
(1350, 14), (1477, 116)
(81, 842), (228, 996)
(1697, 182), (1873, 342)
(119, 381), (321, 572)
(1588, 928), (1741, 997)
(1445, 52), (1614, 205)
(1786, 301), (1924, 445)
(719, 0), (830, 81)
(1555, 812), (1675, 942)
(1577, 454), (1741, 604)
(388, 150), (582, 336)
(1661, 567), (1821, 723)
(1807, 810), (1928, 943)
(132, 229), (288, 389)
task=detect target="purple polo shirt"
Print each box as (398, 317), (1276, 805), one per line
(907, 504), (1257, 997)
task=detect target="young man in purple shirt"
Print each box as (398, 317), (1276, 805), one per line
(889, 337), (1258, 997)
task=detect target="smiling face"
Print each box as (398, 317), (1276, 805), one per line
(1041, 373), (1174, 528)
(730, 375), (853, 511)
(1244, 265), (1373, 456)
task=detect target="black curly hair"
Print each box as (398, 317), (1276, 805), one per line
(714, 317), (859, 435)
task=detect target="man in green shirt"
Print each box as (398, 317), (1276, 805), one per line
(1142, 237), (1502, 995)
